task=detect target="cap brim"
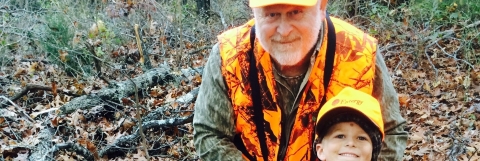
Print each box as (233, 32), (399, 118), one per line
(250, 0), (318, 7)
(316, 106), (384, 140)
(315, 107), (369, 132)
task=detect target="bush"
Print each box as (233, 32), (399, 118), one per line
(42, 13), (93, 76)
(7, 0), (48, 11)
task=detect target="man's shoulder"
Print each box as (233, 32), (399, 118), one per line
(218, 19), (255, 41)
(329, 16), (378, 53)
(216, 19), (255, 60)
(330, 16), (377, 43)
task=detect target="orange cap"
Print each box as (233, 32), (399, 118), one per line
(249, 0), (318, 7)
(315, 87), (384, 140)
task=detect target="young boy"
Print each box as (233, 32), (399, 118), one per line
(314, 87), (385, 161)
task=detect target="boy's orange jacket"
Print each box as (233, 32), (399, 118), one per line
(218, 16), (377, 161)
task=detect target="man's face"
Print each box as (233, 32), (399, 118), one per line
(315, 122), (373, 161)
(252, 2), (325, 66)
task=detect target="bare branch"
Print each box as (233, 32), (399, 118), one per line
(463, 21), (480, 29)
(187, 45), (213, 55)
(134, 24), (145, 65)
(30, 108), (58, 119)
(0, 96), (34, 123)
(58, 66), (172, 115)
(85, 41), (112, 86)
(424, 41), (439, 79)
(435, 42), (475, 69)
(0, 84), (80, 108)
(50, 143), (95, 161)
(378, 42), (415, 55)
(98, 114), (193, 157)
(127, 75), (151, 160)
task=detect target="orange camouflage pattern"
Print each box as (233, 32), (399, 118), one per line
(218, 16), (377, 161)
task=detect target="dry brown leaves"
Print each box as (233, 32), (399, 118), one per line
(1, 39), (203, 160)
(386, 43), (480, 160)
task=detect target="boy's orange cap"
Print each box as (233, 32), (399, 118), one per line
(249, 0), (318, 7)
(315, 87), (385, 139)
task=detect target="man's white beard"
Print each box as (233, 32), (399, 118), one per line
(270, 48), (305, 66)
(257, 24), (321, 67)
(265, 32), (318, 66)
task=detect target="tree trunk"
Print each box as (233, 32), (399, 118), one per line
(196, 0), (211, 17)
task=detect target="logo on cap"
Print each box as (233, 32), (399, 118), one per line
(332, 99), (340, 106)
(339, 99), (363, 106)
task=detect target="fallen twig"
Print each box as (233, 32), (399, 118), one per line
(85, 41), (112, 86)
(424, 42), (439, 79)
(463, 20), (480, 29)
(187, 45), (213, 55)
(447, 124), (470, 161)
(29, 128), (55, 161)
(0, 84), (80, 109)
(50, 143), (95, 161)
(127, 75), (151, 160)
(0, 96), (34, 123)
(1, 115), (23, 142)
(98, 114), (194, 157)
(18, 59), (50, 64)
(422, 29), (455, 79)
(58, 66), (172, 115)
(378, 42), (415, 55)
(28, 129), (96, 161)
(393, 57), (404, 72)
(435, 42), (475, 69)
(0, 58), (51, 64)
(467, 147), (479, 161)
(141, 114), (193, 130)
(30, 108), (58, 119)
(134, 24), (145, 65)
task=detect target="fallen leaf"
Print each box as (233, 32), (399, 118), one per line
(121, 118), (135, 132)
(88, 23), (98, 38)
(432, 80), (441, 88)
(59, 154), (76, 161)
(133, 149), (148, 161)
(13, 149), (29, 161)
(78, 138), (97, 155)
(50, 95), (65, 108)
(115, 112), (122, 119)
(51, 81), (57, 98)
(398, 94), (410, 107)
(171, 102), (179, 109)
(58, 50), (68, 63)
(51, 117), (59, 127)
(423, 80), (432, 93)
(0, 109), (16, 118)
(413, 144), (430, 156)
(433, 88), (441, 96)
(463, 75), (471, 89)
(14, 68), (27, 78)
(28, 62), (38, 75)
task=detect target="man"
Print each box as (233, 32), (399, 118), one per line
(193, 0), (407, 160)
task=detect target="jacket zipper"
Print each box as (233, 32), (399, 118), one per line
(276, 79), (308, 161)
(275, 25), (323, 160)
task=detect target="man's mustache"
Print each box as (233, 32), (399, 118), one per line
(271, 35), (300, 43)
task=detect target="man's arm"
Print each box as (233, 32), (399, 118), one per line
(372, 52), (408, 161)
(193, 43), (245, 160)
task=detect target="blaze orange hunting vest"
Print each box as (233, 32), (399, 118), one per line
(218, 16), (377, 161)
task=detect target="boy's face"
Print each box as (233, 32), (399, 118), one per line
(315, 122), (373, 161)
